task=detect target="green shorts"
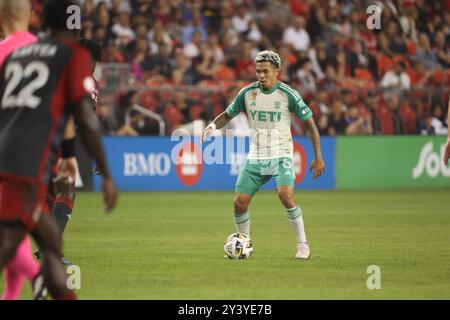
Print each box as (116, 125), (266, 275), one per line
(235, 157), (295, 196)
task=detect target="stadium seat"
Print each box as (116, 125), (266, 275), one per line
(400, 105), (418, 134)
(376, 54), (395, 77)
(190, 105), (204, 120)
(377, 105), (394, 135)
(164, 105), (184, 132)
(406, 40), (418, 55)
(140, 90), (159, 111)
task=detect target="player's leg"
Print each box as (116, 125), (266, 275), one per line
(1, 265), (25, 300)
(275, 158), (310, 259)
(233, 193), (253, 236)
(0, 222), (27, 300)
(37, 176), (75, 266)
(233, 159), (268, 237)
(277, 185), (310, 259)
(52, 176), (76, 266)
(30, 214), (76, 300)
(0, 222), (27, 270)
(2, 235), (41, 300)
(51, 176), (76, 234)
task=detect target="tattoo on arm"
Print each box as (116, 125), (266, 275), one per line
(305, 118), (323, 160)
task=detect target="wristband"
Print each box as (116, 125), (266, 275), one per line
(209, 122), (216, 130)
(61, 138), (76, 158)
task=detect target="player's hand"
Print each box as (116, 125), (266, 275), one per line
(102, 177), (118, 213)
(57, 157), (78, 180)
(309, 158), (325, 180)
(444, 139), (450, 165)
(202, 123), (216, 142)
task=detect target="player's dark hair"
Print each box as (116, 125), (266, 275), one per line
(78, 38), (103, 62)
(41, 0), (79, 32)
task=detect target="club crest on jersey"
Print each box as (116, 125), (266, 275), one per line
(274, 101), (281, 109)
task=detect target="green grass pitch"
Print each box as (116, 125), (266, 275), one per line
(2, 189), (450, 299)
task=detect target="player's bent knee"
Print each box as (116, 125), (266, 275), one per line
(278, 191), (296, 208)
(233, 194), (250, 214)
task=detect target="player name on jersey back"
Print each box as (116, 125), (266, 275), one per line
(10, 43), (57, 59)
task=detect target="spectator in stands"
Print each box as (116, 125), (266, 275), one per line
(194, 42), (218, 83)
(148, 20), (174, 54)
(96, 104), (118, 136)
(63, 0), (450, 136)
(115, 90), (140, 136)
(429, 103), (449, 135)
(183, 30), (202, 60)
(295, 58), (317, 93)
(328, 100), (348, 135)
(410, 61), (433, 90)
(415, 32), (440, 69)
(152, 0), (174, 27)
(433, 30), (450, 68)
(181, 9), (208, 45)
(111, 8), (135, 46)
(381, 60), (411, 92)
(231, 4), (252, 34)
(207, 33), (225, 64)
(387, 95), (405, 134)
(235, 41), (257, 81)
(117, 89), (160, 136)
(126, 22), (148, 59)
(141, 42), (173, 83)
(282, 15), (310, 53)
(366, 91), (383, 135)
(419, 114), (437, 135)
(379, 20), (407, 56)
(172, 51), (196, 85)
(345, 106), (373, 135)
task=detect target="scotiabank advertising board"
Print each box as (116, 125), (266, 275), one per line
(336, 136), (450, 188)
(93, 136), (336, 191)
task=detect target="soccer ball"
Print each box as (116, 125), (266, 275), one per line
(224, 233), (253, 259)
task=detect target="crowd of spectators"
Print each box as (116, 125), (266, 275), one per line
(23, 0), (450, 135)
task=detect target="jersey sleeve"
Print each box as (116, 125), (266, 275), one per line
(225, 87), (247, 118)
(66, 46), (95, 105)
(287, 88), (313, 122)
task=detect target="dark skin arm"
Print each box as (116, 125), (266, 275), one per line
(73, 96), (118, 212)
(304, 117), (325, 179)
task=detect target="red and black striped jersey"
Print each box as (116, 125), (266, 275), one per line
(0, 36), (94, 186)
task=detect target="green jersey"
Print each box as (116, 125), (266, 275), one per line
(226, 81), (312, 159)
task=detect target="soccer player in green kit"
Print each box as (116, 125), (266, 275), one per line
(202, 51), (325, 259)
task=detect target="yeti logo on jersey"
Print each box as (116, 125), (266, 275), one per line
(249, 110), (281, 122)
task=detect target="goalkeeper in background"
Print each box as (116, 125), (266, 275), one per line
(202, 50), (325, 259)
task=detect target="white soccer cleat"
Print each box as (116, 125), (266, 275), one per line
(295, 242), (311, 259)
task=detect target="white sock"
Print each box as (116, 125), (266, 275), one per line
(285, 206), (307, 244)
(234, 211), (250, 237)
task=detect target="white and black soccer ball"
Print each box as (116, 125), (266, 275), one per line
(224, 233), (253, 259)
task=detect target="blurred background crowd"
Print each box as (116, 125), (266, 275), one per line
(22, 0), (450, 136)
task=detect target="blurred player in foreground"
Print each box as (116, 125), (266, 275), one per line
(36, 38), (103, 267)
(0, 0), (43, 300)
(202, 50), (325, 259)
(0, 0), (117, 299)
